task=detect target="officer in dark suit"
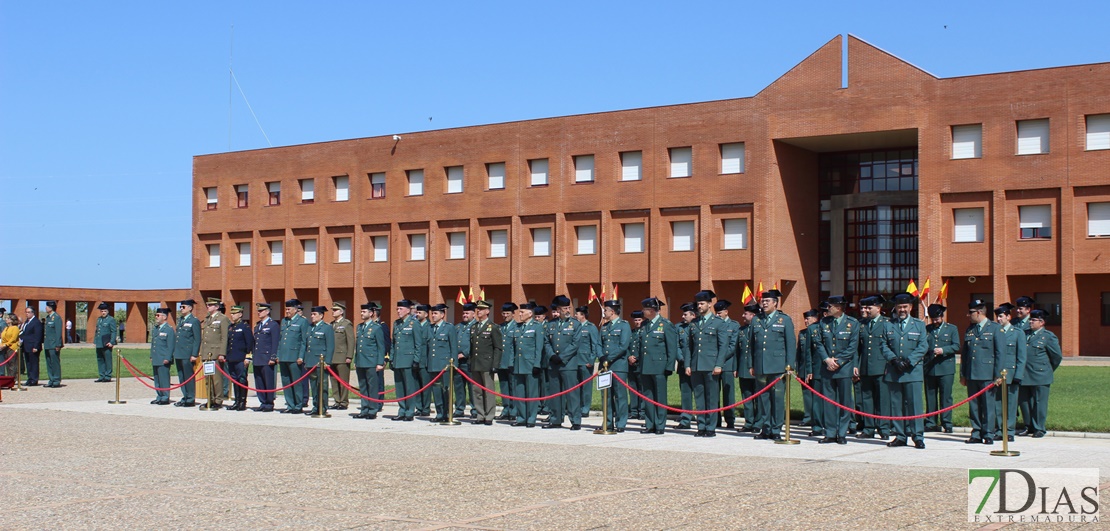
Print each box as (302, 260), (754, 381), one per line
(748, 289), (794, 441)
(354, 303), (387, 419)
(149, 308), (175, 404)
(883, 293), (929, 449)
(20, 306), (44, 386)
(856, 295), (891, 440)
(173, 299), (201, 406)
(1018, 310), (1061, 438)
(544, 295), (582, 429)
(391, 299), (426, 421)
(816, 296), (858, 444)
(736, 304), (760, 433)
(468, 300), (503, 425)
(687, 290), (729, 437)
(224, 306), (253, 411)
(924, 304), (959, 433)
(636, 297), (678, 434)
(674, 303), (697, 430)
(600, 300), (632, 432)
(93, 302), (119, 383)
(251, 303), (280, 412)
(961, 299), (1005, 444)
(992, 304), (1026, 442)
(42, 301), (64, 387)
(714, 300), (740, 430)
(496, 302), (519, 420)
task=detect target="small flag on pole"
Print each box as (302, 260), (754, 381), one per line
(906, 279), (919, 297)
(478, 287), (486, 301)
(611, 283), (619, 301)
(599, 285), (608, 303)
(468, 286), (475, 303)
(919, 278), (931, 303)
(456, 288), (467, 306)
(938, 279), (949, 302)
(756, 281), (764, 301)
(588, 286), (598, 305)
(741, 283), (754, 305)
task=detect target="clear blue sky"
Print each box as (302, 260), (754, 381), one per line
(2, 1), (1107, 289)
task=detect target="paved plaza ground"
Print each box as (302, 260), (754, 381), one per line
(1, 378), (1106, 529)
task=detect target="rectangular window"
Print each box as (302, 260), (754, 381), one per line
(722, 218), (748, 249)
(448, 232), (466, 259)
(1033, 292), (1063, 326)
(205, 187), (217, 210)
(302, 239), (317, 264)
(530, 158), (549, 186)
(952, 124), (983, 159)
(574, 155), (594, 183)
(409, 234), (426, 261)
(237, 242), (251, 266)
(299, 179), (314, 203)
(1103, 292), (1110, 326)
(721, 142), (746, 174)
(336, 237), (352, 263)
(446, 166), (463, 194)
(620, 151), (642, 181)
(1087, 114), (1110, 151)
(1016, 118), (1050, 155)
(669, 147), (692, 178)
(1089, 202), (1110, 237)
(371, 235), (388, 262)
(334, 175), (349, 201)
(576, 225), (597, 254)
(269, 241), (283, 265)
(489, 230), (508, 258)
(953, 208), (985, 242)
(532, 227), (551, 256)
(1018, 204), (1052, 239)
(207, 243), (220, 267)
(672, 220), (695, 251)
(622, 222), (644, 253)
(369, 173), (386, 199)
(235, 184), (248, 208)
(407, 169), (424, 196)
(267, 181), (281, 206)
(487, 162), (505, 190)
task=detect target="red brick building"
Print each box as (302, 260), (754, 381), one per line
(191, 35), (1110, 356)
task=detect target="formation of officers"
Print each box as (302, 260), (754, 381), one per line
(62, 288), (1060, 447)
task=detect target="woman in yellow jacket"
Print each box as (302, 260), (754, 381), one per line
(2, 314), (21, 377)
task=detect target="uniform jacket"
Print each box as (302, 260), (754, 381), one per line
(1023, 328), (1062, 386)
(996, 324), (1027, 384)
(43, 312), (63, 349)
(676, 322), (691, 370)
(277, 313), (308, 363)
(718, 317), (741, 373)
(882, 316), (928, 383)
(687, 314), (730, 372)
(94, 315), (118, 349)
(468, 318), (503, 372)
(498, 321), (519, 371)
(226, 321), (254, 362)
(425, 321), (456, 372)
(252, 317), (280, 364)
(961, 320), (1005, 381)
(924, 322), (960, 377)
(509, 319), (545, 374)
(355, 320), (387, 369)
(749, 310), (795, 376)
(390, 315), (426, 369)
(199, 311), (229, 361)
(599, 318), (632, 372)
(456, 320), (474, 359)
(816, 315), (860, 380)
(574, 321), (601, 368)
(546, 317), (581, 371)
(797, 322), (820, 378)
(304, 320), (335, 367)
(637, 316), (679, 376)
(331, 317), (356, 364)
(174, 313), (202, 360)
(736, 323), (753, 379)
(858, 316), (892, 376)
(150, 322), (176, 365)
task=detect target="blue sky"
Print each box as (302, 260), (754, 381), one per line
(2, 1), (1107, 289)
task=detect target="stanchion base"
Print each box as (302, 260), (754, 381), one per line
(311, 412), (332, 418)
(775, 439), (800, 445)
(592, 429), (617, 435)
(199, 403), (217, 411)
(439, 420), (462, 426)
(990, 450), (1021, 457)
(107, 400), (127, 404)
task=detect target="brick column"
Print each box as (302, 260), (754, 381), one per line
(125, 302), (149, 343)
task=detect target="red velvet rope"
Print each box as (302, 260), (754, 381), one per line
(0, 349), (18, 367)
(793, 373), (997, 420)
(454, 367), (597, 402)
(120, 356), (200, 391)
(214, 361), (318, 393)
(613, 372), (782, 414)
(325, 364), (446, 403)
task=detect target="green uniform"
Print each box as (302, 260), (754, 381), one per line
(798, 321), (823, 434)
(1018, 328), (1061, 436)
(468, 318), (503, 422)
(883, 316), (928, 444)
(497, 320), (519, 419)
(425, 321), (456, 420)
(149, 322), (175, 403)
(735, 322), (758, 431)
(545, 316), (582, 426)
(329, 317), (356, 408)
(507, 319), (544, 425)
(391, 315), (426, 418)
(199, 311), (229, 406)
(355, 319), (387, 417)
(415, 318), (432, 415)
(961, 319), (1005, 441)
(174, 313), (201, 404)
(816, 315), (859, 439)
(277, 313), (309, 411)
(600, 317), (632, 430)
(924, 322), (959, 431)
(676, 321), (695, 428)
(857, 315), (892, 438)
(749, 310), (794, 437)
(688, 314), (730, 434)
(453, 319), (475, 417)
(304, 320), (335, 413)
(94, 315), (119, 381)
(636, 315), (679, 432)
(578, 321), (601, 418)
(627, 325), (644, 420)
(994, 324), (1027, 440)
(43, 311), (63, 386)
(717, 317), (740, 428)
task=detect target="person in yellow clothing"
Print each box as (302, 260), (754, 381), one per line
(1, 314), (21, 377)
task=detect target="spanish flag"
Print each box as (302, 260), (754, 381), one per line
(755, 281), (764, 301)
(599, 285), (608, 303)
(611, 283), (619, 301)
(587, 286), (598, 305)
(478, 287), (486, 301)
(741, 283), (754, 305)
(456, 288), (467, 306)
(906, 279), (919, 297)
(468, 286), (475, 303)
(919, 278), (931, 302)
(938, 279), (949, 302)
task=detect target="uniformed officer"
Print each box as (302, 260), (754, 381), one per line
(508, 303), (544, 427)
(961, 299), (1005, 444)
(686, 291), (727, 437)
(736, 304), (760, 433)
(923, 304), (958, 433)
(798, 308), (822, 437)
(714, 300), (740, 430)
(636, 297), (678, 435)
(413, 303), (432, 416)
(816, 296), (858, 444)
(277, 299), (309, 414)
(391, 299), (426, 421)
(748, 289), (794, 441)
(1012, 296), (1035, 335)
(1017, 309), (1061, 438)
(627, 310), (645, 422)
(223, 306), (253, 411)
(468, 300), (503, 425)
(544, 295), (582, 429)
(600, 300), (632, 432)
(354, 303), (387, 419)
(856, 295), (892, 440)
(674, 303), (697, 430)
(93, 302), (119, 382)
(424, 304), (456, 421)
(454, 302), (477, 419)
(534, 304), (553, 418)
(993, 303), (1027, 442)
(328, 303), (356, 411)
(173, 299), (201, 407)
(250, 303), (279, 412)
(199, 297), (229, 409)
(302, 306), (334, 415)
(573, 305), (600, 426)
(496, 302), (519, 420)
(42, 301), (64, 387)
(882, 293), (928, 449)
(149, 308), (175, 405)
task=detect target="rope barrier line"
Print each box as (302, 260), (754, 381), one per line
(454, 367), (597, 402)
(0, 349), (18, 367)
(215, 361), (316, 393)
(613, 372), (783, 415)
(120, 356), (199, 392)
(793, 373), (997, 421)
(325, 364), (446, 403)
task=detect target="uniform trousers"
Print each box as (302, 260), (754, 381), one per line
(44, 348), (61, 385)
(175, 358), (196, 403)
(496, 368), (516, 418)
(470, 370), (498, 421)
(994, 380), (1020, 439)
(807, 376), (825, 435)
(888, 380), (924, 443)
(512, 373), (539, 424)
(738, 376), (760, 429)
(606, 370), (630, 430)
(717, 373), (736, 427)
(820, 376), (853, 438)
(578, 365), (593, 417)
(924, 374), (954, 430)
(355, 366), (382, 416)
(329, 362), (351, 408)
(690, 371), (720, 433)
(857, 375), (890, 436)
(677, 364), (694, 427)
(227, 360), (247, 405)
(278, 361), (304, 410)
(252, 363), (276, 409)
(1018, 385), (1050, 434)
(756, 373), (785, 436)
(392, 367), (418, 418)
(551, 369), (582, 425)
(152, 363), (171, 402)
(638, 373), (668, 431)
(967, 379), (996, 440)
(306, 364), (328, 412)
(94, 347), (112, 380)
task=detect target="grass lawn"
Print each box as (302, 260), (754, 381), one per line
(38, 349), (1108, 432)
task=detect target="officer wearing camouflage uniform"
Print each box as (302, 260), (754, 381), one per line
(199, 297), (229, 409)
(328, 303), (356, 410)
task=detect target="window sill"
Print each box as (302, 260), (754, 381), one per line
(487, 256), (508, 259)
(1015, 152), (1049, 156)
(1017, 238), (1052, 242)
(573, 180), (595, 185)
(719, 172), (745, 176)
(952, 240), (985, 244)
(619, 178), (642, 183)
(487, 188), (506, 192)
(721, 247), (747, 251)
(950, 157), (982, 161)
(668, 175), (691, 179)
(620, 250), (645, 254)
(529, 183), (549, 188)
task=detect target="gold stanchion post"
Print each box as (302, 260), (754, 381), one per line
(312, 354), (331, 418)
(15, 342), (26, 391)
(990, 369), (1019, 457)
(199, 354), (215, 411)
(775, 366), (798, 444)
(593, 362), (615, 435)
(107, 349), (126, 404)
(440, 362), (461, 425)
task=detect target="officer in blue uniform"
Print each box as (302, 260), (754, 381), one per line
(304, 305), (335, 416)
(224, 305), (253, 411)
(251, 303), (280, 412)
(391, 299), (426, 421)
(816, 295), (858, 444)
(674, 302), (697, 430)
(1018, 309), (1061, 438)
(883, 293), (928, 449)
(496, 303), (519, 420)
(961, 299), (1005, 444)
(149, 308), (175, 404)
(600, 300), (632, 432)
(354, 303), (387, 419)
(748, 289), (794, 440)
(173, 299), (201, 407)
(278, 299), (309, 414)
(714, 300), (740, 430)
(508, 303), (544, 427)
(544, 295), (582, 429)
(923, 304), (958, 433)
(992, 303), (1026, 442)
(425, 304), (456, 422)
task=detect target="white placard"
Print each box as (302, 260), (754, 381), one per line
(596, 371), (612, 390)
(203, 361), (216, 376)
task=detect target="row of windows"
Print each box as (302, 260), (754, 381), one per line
(950, 114), (1110, 159)
(204, 218), (750, 268)
(201, 143), (747, 209)
(952, 202), (1110, 242)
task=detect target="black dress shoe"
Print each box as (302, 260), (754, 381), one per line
(333, 405), (348, 410)
(914, 440), (925, 449)
(391, 415), (406, 421)
(925, 426), (942, 433)
(886, 439), (907, 447)
(704, 431), (715, 437)
(1016, 429), (1030, 436)
(1006, 435), (1015, 442)
(836, 437), (847, 445)
(511, 421), (527, 427)
(403, 416), (414, 421)
(542, 423), (563, 429)
(482, 420), (492, 425)
(569, 424), (581, 430)
(150, 399), (160, 404)
(965, 437), (983, 444)
(674, 424), (690, 430)
(367, 414), (378, 420)
(640, 428), (654, 434)
(1032, 431), (1045, 438)
(808, 431), (823, 437)
(943, 427), (953, 433)
(304, 409), (319, 416)
(818, 437), (837, 444)
(289, 408), (304, 414)
(878, 434), (890, 441)
(983, 438), (994, 445)
(526, 424), (536, 428)
(654, 429), (665, 435)
(695, 430), (706, 437)
(280, 408), (295, 414)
